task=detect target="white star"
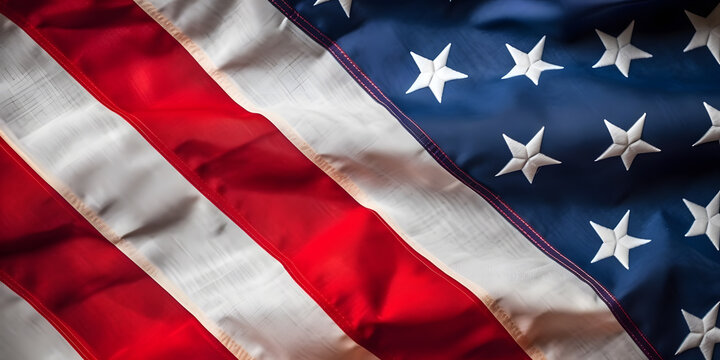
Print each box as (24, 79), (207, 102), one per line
(495, 127), (561, 183)
(502, 36), (563, 85)
(676, 302), (720, 360)
(694, 102), (720, 146)
(595, 113), (661, 171)
(406, 43), (468, 103)
(683, 190), (720, 250)
(684, 4), (720, 65)
(590, 210), (651, 270)
(314, 0), (352, 17)
(592, 21), (653, 77)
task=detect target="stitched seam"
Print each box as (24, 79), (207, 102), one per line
(135, 2), (540, 358)
(0, 7), (384, 354)
(0, 124), (250, 360)
(21, 7), (528, 357)
(0, 107), (239, 360)
(40, 31), (359, 341)
(372, 211), (492, 308)
(0, 272), (98, 360)
(0, 145), (98, 360)
(0, 9), (251, 360)
(279, 3), (656, 357)
(267, 1), (662, 358)
(275, 3), (654, 357)
(425, 147), (653, 355)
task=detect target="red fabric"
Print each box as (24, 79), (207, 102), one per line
(0, 1), (530, 358)
(0, 138), (237, 360)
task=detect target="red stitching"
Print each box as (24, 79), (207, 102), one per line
(1, 6), (503, 357)
(269, 1), (662, 358)
(2, 7), (357, 356)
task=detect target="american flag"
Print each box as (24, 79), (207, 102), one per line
(0, 0), (718, 359)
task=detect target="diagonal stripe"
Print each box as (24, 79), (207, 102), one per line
(140, 0), (647, 359)
(0, 1), (530, 359)
(261, 3), (682, 360)
(0, 137), (238, 360)
(0, 125), (254, 360)
(0, 14), (373, 359)
(0, 282), (81, 360)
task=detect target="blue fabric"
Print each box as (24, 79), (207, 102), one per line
(281, 0), (720, 358)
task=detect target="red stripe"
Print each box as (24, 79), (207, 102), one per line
(0, 1), (530, 358)
(0, 138), (237, 360)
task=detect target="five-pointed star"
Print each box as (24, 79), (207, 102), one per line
(684, 4), (720, 65)
(495, 127), (561, 183)
(314, 0), (352, 17)
(593, 21), (653, 77)
(595, 113), (661, 171)
(694, 102), (720, 146)
(676, 302), (720, 360)
(590, 210), (651, 270)
(683, 190), (720, 250)
(406, 43), (468, 103)
(502, 36), (563, 85)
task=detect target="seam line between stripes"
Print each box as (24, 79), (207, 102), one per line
(132, 1), (544, 359)
(0, 123), (253, 360)
(0, 8), (370, 357)
(262, 1), (664, 359)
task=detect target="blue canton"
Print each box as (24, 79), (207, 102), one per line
(279, 0), (720, 358)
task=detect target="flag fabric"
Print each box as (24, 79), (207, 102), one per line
(0, 0), (718, 359)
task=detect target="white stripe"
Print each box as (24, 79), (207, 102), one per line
(0, 283), (81, 360)
(144, 0), (647, 358)
(0, 16), (375, 360)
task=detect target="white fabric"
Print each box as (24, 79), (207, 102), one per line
(502, 36), (563, 85)
(694, 101), (720, 146)
(495, 127), (561, 184)
(676, 302), (720, 360)
(0, 283), (81, 360)
(589, 210), (652, 270)
(405, 43), (468, 103)
(683, 4), (720, 65)
(0, 16), (375, 360)
(592, 21), (652, 78)
(683, 190), (720, 250)
(595, 114), (661, 171)
(144, 0), (647, 358)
